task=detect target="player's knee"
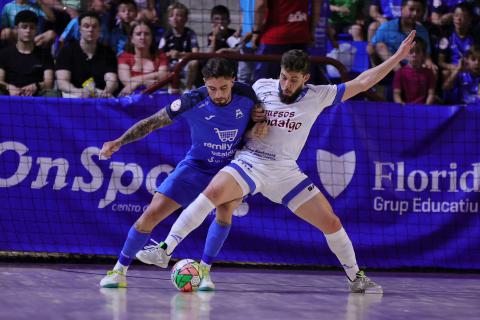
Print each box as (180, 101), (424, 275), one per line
(324, 215), (342, 234)
(203, 185), (226, 205)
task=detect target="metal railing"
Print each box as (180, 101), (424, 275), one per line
(143, 52), (382, 101)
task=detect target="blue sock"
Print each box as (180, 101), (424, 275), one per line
(201, 220), (231, 265)
(118, 225), (151, 266)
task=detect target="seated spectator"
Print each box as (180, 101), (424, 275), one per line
(328, 0), (365, 48)
(443, 45), (480, 105)
(109, 0), (137, 55)
(158, 1), (199, 90)
(206, 5), (236, 53)
(367, 0), (402, 41)
(437, 3), (474, 78)
(1, 0), (55, 43)
(0, 10), (54, 96)
(60, 0), (113, 48)
(117, 21), (168, 96)
(370, 0), (434, 69)
(55, 11), (118, 98)
(134, 0), (157, 25)
(393, 37), (435, 104)
(430, 0), (464, 26)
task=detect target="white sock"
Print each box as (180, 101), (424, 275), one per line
(164, 193), (215, 254)
(200, 261), (212, 271)
(113, 261), (129, 274)
(324, 227), (360, 281)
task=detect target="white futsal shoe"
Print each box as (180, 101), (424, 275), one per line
(100, 270), (127, 288)
(136, 242), (171, 268)
(198, 265), (215, 291)
(349, 271), (383, 294)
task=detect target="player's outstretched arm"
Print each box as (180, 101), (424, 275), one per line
(342, 30), (416, 102)
(99, 107), (172, 159)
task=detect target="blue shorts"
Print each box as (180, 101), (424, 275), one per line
(156, 162), (215, 208)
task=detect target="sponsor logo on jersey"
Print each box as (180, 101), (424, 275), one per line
(265, 110), (302, 132)
(170, 99), (181, 112)
(316, 150), (356, 198)
(214, 128), (238, 142)
(235, 109), (244, 119)
(287, 11), (307, 23)
(204, 115), (215, 120)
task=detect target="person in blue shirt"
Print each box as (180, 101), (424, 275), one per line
(443, 44), (480, 104)
(370, 0), (434, 69)
(99, 57), (265, 288)
(438, 3), (475, 77)
(368, 0), (403, 41)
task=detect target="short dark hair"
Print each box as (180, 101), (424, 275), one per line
(14, 10), (38, 26)
(281, 50), (310, 74)
(401, 0), (426, 9)
(202, 58), (236, 79)
(78, 11), (101, 26)
(466, 45), (480, 58)
(117, 0), (137, 11)
(210, 5), (230, 20)
(454, 2), (474, 18)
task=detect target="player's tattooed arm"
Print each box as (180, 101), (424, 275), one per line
(119, 107), (172, 145)
(99, 108), (172, 160)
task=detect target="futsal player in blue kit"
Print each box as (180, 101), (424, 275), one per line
(137, 31), (418, 293)
(99, 57), (265, 288)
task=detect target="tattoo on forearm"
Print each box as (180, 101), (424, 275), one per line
(120, 108), (172, 145)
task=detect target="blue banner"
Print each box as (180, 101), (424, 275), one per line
(1, 95), (479, 269)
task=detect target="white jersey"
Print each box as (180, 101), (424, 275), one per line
(244, 79), (345, 161)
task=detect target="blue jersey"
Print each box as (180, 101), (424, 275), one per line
(455, 71), (480, 104)
(166, 82), (258, 174)
(438, 31), (474, 65)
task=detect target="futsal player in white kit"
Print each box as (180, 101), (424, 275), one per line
(137, 30), (417, 293)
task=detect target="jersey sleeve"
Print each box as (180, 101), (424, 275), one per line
(233, 81), (260, 104)
(165, 87), (208, 119)
(313, 84), (345, 108)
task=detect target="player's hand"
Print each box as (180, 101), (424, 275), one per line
(394, 30), (416, 61)
(251, 104), (266, 122)
(94, 89), (114, 98)
(423, 59), (439, 74)
(20, 84), (37, 96)
(252, 122), (268, 139)
(99, 140), (121, 160)
(7, 84), (21, 96)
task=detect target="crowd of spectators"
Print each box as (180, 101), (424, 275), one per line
(0, 0), (479, 104)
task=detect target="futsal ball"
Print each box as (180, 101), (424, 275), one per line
(171, 259), (202, 292)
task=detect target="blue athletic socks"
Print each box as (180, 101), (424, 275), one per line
(118, 225), (151, 266)
(201, 219), (231, 265)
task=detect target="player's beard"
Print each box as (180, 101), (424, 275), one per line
(279, 87), (302, 104)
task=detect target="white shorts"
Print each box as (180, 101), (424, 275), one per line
(220, 151), (320, 212)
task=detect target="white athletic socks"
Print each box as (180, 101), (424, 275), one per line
(200, 261), (212, 272)
(324, 227), (360, 281)
(113, 261), (129, 274)
(164, 193), (215, 254)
